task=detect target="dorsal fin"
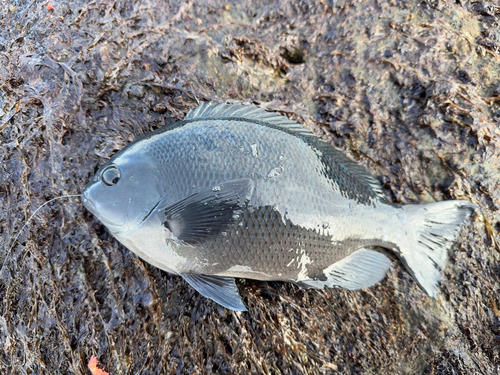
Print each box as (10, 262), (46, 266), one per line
(318, 145), (387, 200)
(185, 102), (312, 137)
(186, 102), (386, 202)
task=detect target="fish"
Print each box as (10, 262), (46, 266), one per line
(82, 102), (477, 311)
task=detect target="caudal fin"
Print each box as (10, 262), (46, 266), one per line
(397, 201), (476, 297)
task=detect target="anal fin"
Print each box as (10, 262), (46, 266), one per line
(181, 273), (247, 311)
(299, 248), (392, 290)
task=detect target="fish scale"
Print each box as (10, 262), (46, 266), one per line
(82, 102), (477, 311)
(191, 205), (341, 280)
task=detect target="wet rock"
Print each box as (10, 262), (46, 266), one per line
(1, 0), (499, 374)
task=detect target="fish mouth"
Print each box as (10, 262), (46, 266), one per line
(81, 188), (95, 213)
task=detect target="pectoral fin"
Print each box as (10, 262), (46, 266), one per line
(162, 178), (254, 244)
(298, 248), (392, 290)
(181, 274), (247, 311)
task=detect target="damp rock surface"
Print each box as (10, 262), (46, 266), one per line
(1, 0), (499, 374)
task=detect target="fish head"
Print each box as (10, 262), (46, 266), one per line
(82, 152), (162, 234)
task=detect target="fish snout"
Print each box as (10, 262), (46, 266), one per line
(81, 185), (96, 213)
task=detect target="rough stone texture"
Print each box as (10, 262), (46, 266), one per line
(1, 0), (499, 374)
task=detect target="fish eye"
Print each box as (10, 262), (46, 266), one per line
(101, 165), (121, 187)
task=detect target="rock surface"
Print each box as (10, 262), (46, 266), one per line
(1, 0), (499, 374)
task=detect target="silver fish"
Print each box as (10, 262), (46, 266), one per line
(82, 102), (476, 311)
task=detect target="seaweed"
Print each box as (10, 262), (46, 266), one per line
(1, 0), (499, 374)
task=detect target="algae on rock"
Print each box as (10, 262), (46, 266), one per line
(0, 0), (499, 374)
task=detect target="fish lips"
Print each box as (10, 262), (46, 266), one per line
(81, 184), (97, 215)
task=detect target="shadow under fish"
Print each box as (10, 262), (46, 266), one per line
(82, 102), (477, 311)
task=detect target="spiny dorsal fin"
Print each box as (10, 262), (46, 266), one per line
(185, 102), (312, 137)
(186, 102), (386, 201)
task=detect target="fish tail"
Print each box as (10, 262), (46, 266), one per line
(397, 201), (477, 297)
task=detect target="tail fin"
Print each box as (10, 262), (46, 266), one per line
(397, 201), (477, 297)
